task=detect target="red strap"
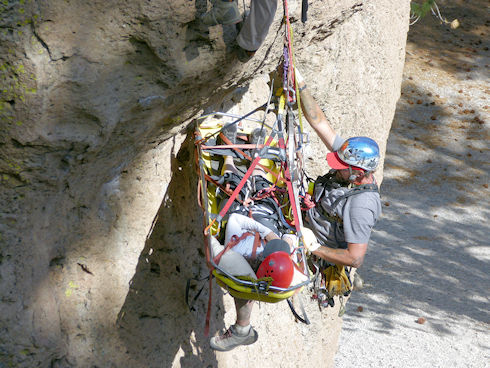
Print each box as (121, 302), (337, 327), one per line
(213, 232), (254, 265)
(204, 269), (213, 336)
(248, 209), (262, 260)
(251, 232), (261, 260)
(196, 179), (203, 210)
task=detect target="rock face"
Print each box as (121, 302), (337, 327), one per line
(0, 0), (409, 367)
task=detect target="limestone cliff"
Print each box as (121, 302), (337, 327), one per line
(0, 1), (409, 367)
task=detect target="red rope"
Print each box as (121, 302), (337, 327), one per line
(283, 0), (295, 91)
(301, 193), (316, 210)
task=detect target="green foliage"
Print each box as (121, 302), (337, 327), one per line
(411, 0), (436, 18)
(410, 0), (457, 27)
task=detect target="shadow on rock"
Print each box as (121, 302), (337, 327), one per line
(116, 130), (225, 367)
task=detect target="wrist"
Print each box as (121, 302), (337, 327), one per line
(265, 231), (280, 241)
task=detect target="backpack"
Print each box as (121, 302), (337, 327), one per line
(305, 171), (379, 248)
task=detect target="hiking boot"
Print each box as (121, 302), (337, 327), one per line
(221, 122), (237, 144)
(236, 46), (256, 63)
(226, 42), (256, 63)
(201, 1), (242, 26)
(249, 127), (267, 145)
(210, 325), (258, 351)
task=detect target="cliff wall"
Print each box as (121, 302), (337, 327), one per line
(0, 1), (410, 366)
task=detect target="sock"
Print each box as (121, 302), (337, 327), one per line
(233, 324), (251, 336)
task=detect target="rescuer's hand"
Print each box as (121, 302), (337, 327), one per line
(302, 227), (321, 253)
(295, 67), (305, 85)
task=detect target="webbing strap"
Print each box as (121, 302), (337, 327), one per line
(249, 209), (262, 260)
(251, 232), (261, 260)
(316, 184), (379, 225)
(330, 184), (379, 209)
(317, 207), (344, 224)
(213, 232), (254, 265)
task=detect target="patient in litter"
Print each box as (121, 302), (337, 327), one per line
(209, 137), (302, 350)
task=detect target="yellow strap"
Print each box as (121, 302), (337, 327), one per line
(289, 23), (304, 133)
(278, 93), (286, 116)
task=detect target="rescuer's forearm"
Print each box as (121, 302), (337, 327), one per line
(311, 243), (367, 268)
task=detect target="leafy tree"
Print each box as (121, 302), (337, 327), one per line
(410, 0), (436, 19)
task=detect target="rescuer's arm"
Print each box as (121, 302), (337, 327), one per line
(295, 69), (337, 152)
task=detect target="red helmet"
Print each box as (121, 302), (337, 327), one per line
(256, 252), (294, 288)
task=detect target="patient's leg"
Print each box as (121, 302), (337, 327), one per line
(234, 297), (255, 327)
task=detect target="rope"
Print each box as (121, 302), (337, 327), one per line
(301, 193), (315, 211)
(195, 103), (268, 146)
(282, 0), (304, 132)
(283, 0), (294, 91)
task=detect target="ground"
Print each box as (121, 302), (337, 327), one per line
(335, 1), (489, 366)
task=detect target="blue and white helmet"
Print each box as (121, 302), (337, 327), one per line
(326, 137), (380, 171)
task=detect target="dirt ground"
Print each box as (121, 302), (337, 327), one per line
(335, 1), (489, 367)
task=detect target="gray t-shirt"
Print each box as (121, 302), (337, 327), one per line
(339, 190), (381, 245)
(306, 135), (382, 249)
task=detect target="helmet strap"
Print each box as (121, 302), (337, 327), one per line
(348, 166), (357, 182)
